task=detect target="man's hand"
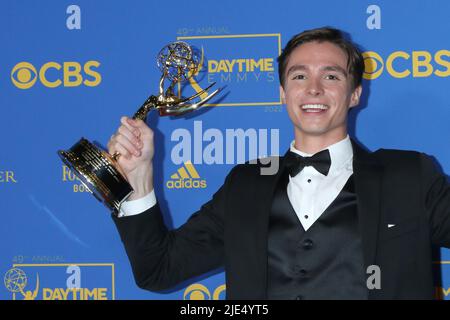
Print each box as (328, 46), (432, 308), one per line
(107, 116), (154, 200)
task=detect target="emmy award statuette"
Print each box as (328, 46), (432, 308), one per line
(58, 42), (220, 215)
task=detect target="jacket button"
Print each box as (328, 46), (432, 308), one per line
(293, 266), (308, 277)
(302, 239), (314, 250)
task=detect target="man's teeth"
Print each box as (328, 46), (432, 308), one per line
(301, 104), (329, 110)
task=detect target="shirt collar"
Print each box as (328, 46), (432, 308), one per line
(289, 135), (353, 173)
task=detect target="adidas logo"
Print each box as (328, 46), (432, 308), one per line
(166, 161), (207, 189)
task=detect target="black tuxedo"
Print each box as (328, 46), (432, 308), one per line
(113, 140), (450, 299)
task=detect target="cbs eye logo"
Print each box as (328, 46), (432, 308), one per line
(11, 62), (38, 89)
(183, 283), (226, 300)
(363, 51), (384, 80)
(11, 61), (101, 89)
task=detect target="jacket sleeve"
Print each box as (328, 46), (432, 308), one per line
(112, 166), (238, 292)
(420, 153), (450, 247)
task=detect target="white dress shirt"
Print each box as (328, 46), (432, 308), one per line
(119, 135), (354, 226)
(118, 189), (156, 217)
(287, 135), (353, 231)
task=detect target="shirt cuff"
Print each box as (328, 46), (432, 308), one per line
(118, 189), (157, 217)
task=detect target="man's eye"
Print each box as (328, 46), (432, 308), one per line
(325, 74), (339, 80)
(292, 74), (306, 80)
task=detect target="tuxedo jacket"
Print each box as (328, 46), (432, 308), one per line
(113, 140), (450, 299)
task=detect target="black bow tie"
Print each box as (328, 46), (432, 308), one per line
(284, 149), (331, 177)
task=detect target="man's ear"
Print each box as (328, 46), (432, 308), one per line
(280, 86), (286, 104)
(349, 85), (362, 108)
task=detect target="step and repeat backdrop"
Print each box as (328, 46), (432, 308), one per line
(1, 0), (449, 300)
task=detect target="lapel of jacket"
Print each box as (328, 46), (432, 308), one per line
(351, 139), (384, 270)
(251, 153), (289, 298)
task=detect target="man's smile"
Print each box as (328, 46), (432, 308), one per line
(301, 103), (329, 114)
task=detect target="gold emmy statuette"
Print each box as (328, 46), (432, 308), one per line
(58, 42), (220, 215)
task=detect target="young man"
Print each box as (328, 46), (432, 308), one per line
(108, 27), (450, 299)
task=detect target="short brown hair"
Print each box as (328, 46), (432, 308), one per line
(277, 27), (364, 90)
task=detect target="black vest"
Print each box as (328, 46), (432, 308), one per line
(267, 173), (368, 299)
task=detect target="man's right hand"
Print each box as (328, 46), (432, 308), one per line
(107, 116), (154, 200)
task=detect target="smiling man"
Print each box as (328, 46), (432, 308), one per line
(109, 27), (450, 299)
(280, 39), (362, 153)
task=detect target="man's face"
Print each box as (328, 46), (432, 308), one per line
(280, 41), (362, 140)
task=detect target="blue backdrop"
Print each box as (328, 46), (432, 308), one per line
(1, 0), (449, 300)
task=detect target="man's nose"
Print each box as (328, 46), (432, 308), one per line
(307, 79), (324, 96)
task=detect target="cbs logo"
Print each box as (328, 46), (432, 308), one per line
(11, 61), (101, 89)
(183, 283), (226, 300)
(363, 50), (450, 80)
